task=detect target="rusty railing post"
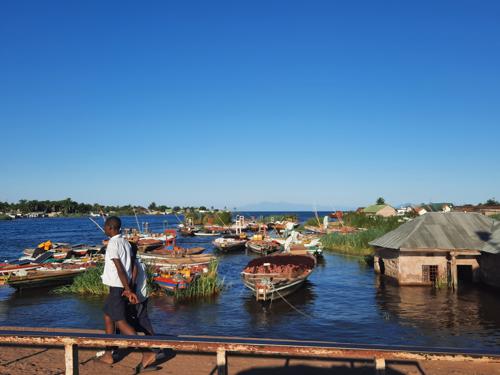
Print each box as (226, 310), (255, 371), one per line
(217, 348), (227, 375)
(64, 342), (79, 375)
(374, 357), (385, 375)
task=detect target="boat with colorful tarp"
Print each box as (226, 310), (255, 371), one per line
(241, 254), (316, 302)
(154, 268), (194, 292)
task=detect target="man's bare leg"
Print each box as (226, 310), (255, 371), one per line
(100, 313), (116, 364)
(115, 320), (156, 367)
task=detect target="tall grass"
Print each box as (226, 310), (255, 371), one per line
(54, 264), (108, 295)
(491, 214), (500, 221)
(321, 230), (382, 256)
(320, 213), (403, 257)
(54, 263), (161, 296)
(173, 260), (223, 301)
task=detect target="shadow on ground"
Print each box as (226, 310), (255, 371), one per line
(235, 364), (407, 375)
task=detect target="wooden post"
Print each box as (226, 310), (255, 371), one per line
(217, 348), (227, 375)
(64, 343), (79, 375)
(374, 357), (385, 375)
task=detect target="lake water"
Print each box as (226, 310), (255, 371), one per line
(0, 213), (499, 350)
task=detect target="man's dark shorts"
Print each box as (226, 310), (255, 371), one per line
(127, 299), (154, 335)
(103, 287), (127, 321)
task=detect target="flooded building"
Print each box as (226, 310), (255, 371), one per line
(479, 221), (500, 288)
(369, 212), (498, 288)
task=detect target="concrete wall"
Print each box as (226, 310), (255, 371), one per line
(397, 253), (448, 285)
(374, 248), (399, 282)
(478, 253), (500, 288)
(375, 248), (482, 286)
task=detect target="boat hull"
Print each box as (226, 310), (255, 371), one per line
(242, 276), (308, 301)
(241, 254), (316, 302)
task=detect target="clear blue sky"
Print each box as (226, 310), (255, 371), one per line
(1, 1), (499, 209)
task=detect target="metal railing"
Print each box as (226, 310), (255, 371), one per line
(0, 329), (499, 375)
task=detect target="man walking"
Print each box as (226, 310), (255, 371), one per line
(99, 216), (156, 372)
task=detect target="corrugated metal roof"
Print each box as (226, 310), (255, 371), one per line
(482, 222), (500, 254)
(369, 212), (496, 251)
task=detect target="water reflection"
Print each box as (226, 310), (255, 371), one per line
(244, 281), (316, 327)
(375, 276), (500, 342)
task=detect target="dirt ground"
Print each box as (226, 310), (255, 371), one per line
(0, 327), (498, 375)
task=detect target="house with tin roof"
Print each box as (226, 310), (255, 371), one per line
(369, 212), (498, 288)
(479, 221), (500, 288)
(362, 204), (397, 217)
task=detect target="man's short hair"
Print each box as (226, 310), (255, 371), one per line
(105, 216), (122, 230)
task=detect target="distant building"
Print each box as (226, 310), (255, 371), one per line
(421, 203), (453, 213)
(396, 206), (414, 216)
(363, 204), (397, 217)
(369, 212), (499, 288)
(413, 206), (428, 216)
(453, 204), (500, 217)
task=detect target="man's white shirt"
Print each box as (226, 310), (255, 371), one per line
(101, 234), (132, 288)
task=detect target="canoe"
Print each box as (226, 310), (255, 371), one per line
(241, 254), (316, 302)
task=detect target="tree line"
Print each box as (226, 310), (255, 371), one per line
(0, 198), (172, 216)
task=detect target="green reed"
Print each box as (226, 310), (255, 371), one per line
(53, 263), (108, 295)
(173, 260), (223, 301)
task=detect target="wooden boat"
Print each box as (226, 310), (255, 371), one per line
(179, 226), (200, 236)
(139, 253), (216, 270)
(245, 239), (282, 255)
(247, 223), (268, 232)
(213, 237), (247, 252)
(195, 225), (230, 236)
(150, 246), (205, 256)
(134, 238), (164, 253)
(241, 254), (316, 302)
(154, 268), (193, 292)
(154, 275), (190, 291)
(52, 252), (69, 260)
(194, 231), (220, 237)
(0, 263), (41, 276)
(147, 231), (204, 256)
(0, 269), (87, 290)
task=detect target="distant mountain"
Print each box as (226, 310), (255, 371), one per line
(237, 201), (353, 212)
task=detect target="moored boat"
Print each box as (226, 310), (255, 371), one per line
(245, 238), (282, 255)
(154, 268), (193, 292)
(241, 254), (316, 302)
(139, 253), (216, 270)
(213, 237), (247, 252)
